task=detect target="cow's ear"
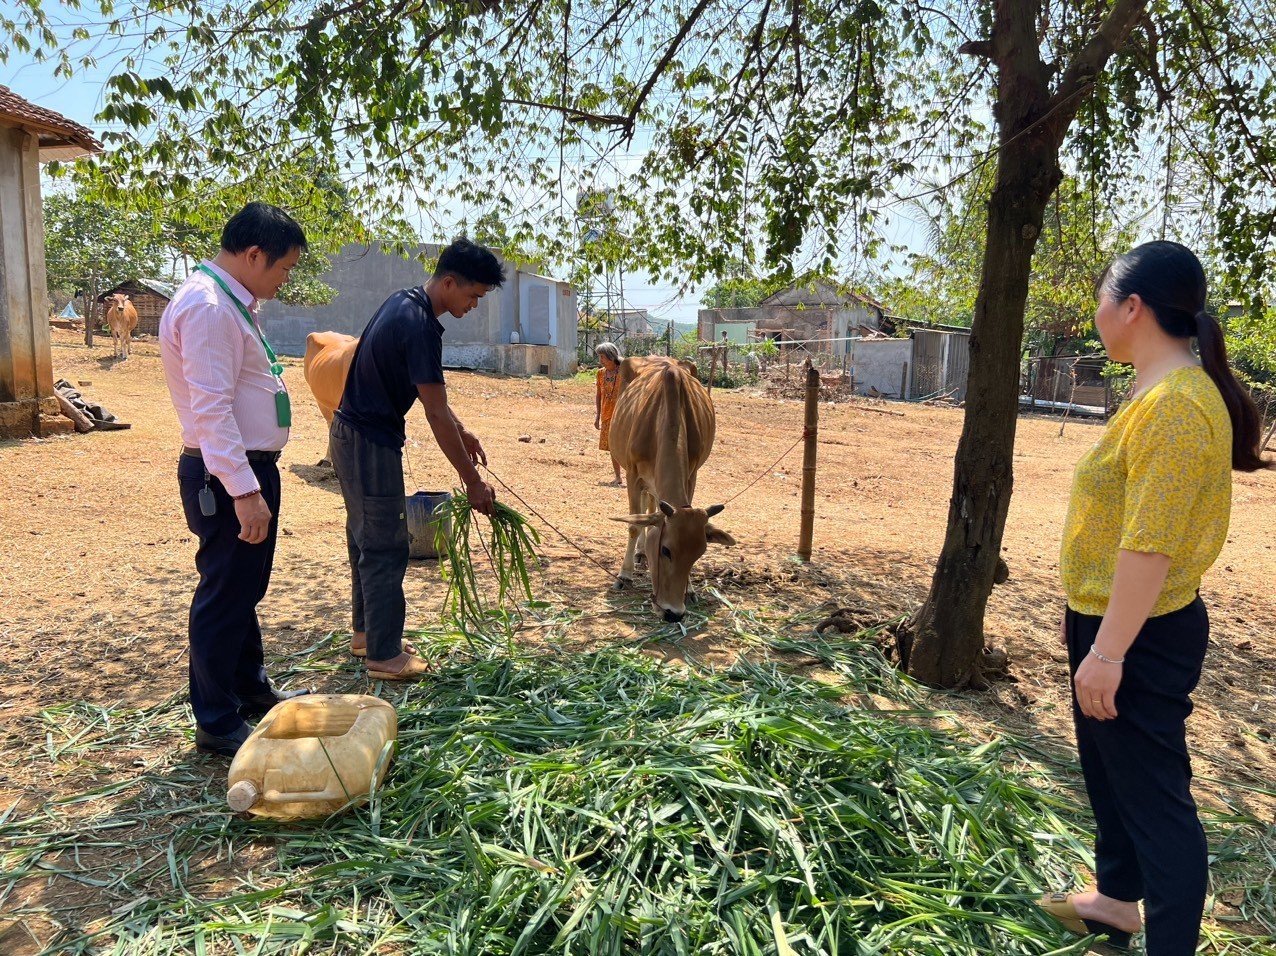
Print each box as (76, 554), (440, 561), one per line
(610, 514), (662, 527)
(658, 500), (676, 517)
(705, 524), (736, 546)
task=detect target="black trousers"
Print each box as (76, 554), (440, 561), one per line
(1066, 597), (1210, 956)
(177, 453), (280, 736)
(330, 419), (410, 662)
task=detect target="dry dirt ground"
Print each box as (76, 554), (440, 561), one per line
(1, 330), (1274, 944)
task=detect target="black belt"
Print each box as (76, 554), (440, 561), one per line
(182, 447), (282, 463)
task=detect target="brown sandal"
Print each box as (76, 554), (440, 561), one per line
(351, 640), (419, 659)
(1037, 892), (1135, 951)
(366, 654), (433, 681)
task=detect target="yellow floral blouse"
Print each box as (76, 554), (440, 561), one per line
(1060, 366), (1232, 617)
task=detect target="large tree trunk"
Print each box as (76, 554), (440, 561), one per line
(902, 0), (1057, 689)
(901, 0), (1148, 689)
(903, 132), (1058, 688)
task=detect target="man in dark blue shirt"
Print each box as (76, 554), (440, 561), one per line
(330, 238), (503, 680)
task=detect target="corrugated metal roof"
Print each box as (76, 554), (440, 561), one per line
(97, 277), (178, 301)
(0, 85), (102, 160)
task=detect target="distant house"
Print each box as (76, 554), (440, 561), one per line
(698, 277), (894, 353)
(95, 278), (176, 336)
(258, 243), (579, 377)
(597, 308), (652, 335)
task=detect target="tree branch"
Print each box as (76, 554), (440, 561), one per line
(503, 97), (629, 129)
(958, 39), (993, 58)
(1049, 0), (1150, 116)
(791, 0), (803, 99)
(1179, 0), (1276, 186)
(621, 0), (715, 144)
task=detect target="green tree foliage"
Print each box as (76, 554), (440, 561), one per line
(702, 270), (789, 309)
(883, 171), (1141, 350)
(42, 190), (167, 342)
(43, 191), (166, 297)
(5, 4), (1273, 291)
(54, 155), (413, 307)
(1226, 306), (1276, 382)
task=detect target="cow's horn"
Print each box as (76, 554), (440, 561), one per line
(705, 503), (725, 518)
(658, 500), (676, 517)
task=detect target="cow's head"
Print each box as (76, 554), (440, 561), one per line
(110, 293), (130, 313)
(616, 501), (735, 622)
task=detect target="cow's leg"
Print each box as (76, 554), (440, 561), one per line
(635, 486), (655, 567)
(685, 472), (699, 602)
(617, 480), (645, 587)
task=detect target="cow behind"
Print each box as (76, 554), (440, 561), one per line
(607, 356), (735, 621)
(303, 331), (359, 464)
(105, 294), (138, 361)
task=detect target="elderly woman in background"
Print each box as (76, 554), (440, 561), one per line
(594, 341), (624, 486)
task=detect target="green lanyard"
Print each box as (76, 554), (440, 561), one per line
(195, 264), (292, 428)
(195, 264), (284, 377)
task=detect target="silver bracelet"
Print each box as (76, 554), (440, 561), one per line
(1089, 644), (1125, 665)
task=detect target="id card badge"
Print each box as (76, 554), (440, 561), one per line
(275, 389), (292, 428)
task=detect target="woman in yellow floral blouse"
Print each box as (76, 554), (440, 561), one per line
(594, 341), (624, 485)
(1039, 242), (1270, 954)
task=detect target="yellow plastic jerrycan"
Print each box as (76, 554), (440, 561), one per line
(226, 694), (397, 820)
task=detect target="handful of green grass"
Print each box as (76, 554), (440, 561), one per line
(433, 493), (543, 635)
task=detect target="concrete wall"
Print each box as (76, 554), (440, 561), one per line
(847, 338), (911, 397)
(259, 243), (578, 376)
(698, 307), (763, 340)
(0, 125), (63, 437)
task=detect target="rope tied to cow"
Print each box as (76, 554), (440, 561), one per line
(720, 432), (808, 507)
(482, 464), (624, 582)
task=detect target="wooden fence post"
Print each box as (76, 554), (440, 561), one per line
(797, 362), (820, 562)
(900, 361), (909, 400)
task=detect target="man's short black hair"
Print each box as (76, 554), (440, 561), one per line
(435, 237), (505, 287)
(221, 203), (308, 264)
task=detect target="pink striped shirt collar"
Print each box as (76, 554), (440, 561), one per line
(199, 259), (258, 313)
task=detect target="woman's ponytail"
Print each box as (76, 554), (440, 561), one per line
(1194, 310), (1269, 472)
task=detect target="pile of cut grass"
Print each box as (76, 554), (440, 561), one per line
(2, 623), (1271, 955)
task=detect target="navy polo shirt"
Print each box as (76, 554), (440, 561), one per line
(335, 287), (445, 448)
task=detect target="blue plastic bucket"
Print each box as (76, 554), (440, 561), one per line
(405, 491), (452, 559)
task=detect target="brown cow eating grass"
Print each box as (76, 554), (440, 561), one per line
(608, 356), (735, 622)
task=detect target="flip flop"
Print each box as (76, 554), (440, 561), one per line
(366, 655), (433, 682)
(1037, 892), (1135, 951)
(350, 640), (419, 659)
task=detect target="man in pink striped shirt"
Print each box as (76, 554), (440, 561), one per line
(160, 203), (311, 758)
